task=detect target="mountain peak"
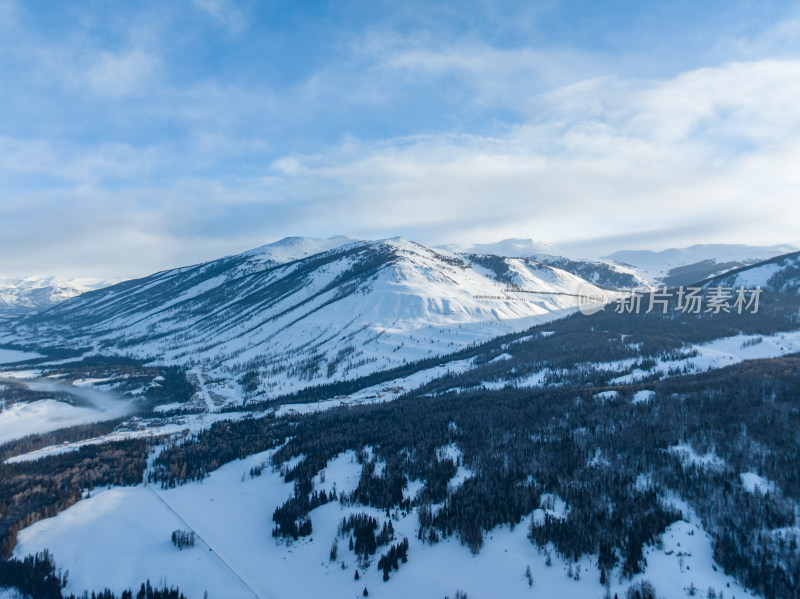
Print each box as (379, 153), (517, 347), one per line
(242, 235), (356, 264)
(439, 237), (563, 258)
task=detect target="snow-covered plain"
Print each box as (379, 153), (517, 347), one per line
(13, 447), (756, 599)
(632, 390), (655, 404)
(740, 472), (773, 495)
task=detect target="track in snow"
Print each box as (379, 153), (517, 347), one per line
(146, 485), (267, 599)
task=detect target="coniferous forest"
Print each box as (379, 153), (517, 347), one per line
(144, 353), (800, 599)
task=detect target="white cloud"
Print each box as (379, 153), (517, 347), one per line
(264, 59), (800, 252)
(82, 48), (159, 97)
(192, 0), (247, 34)
(0, 137), (158, 183)
(4, 58), (800, 277)
(2, 7), (800, 278)
(338, 30), (598, 113)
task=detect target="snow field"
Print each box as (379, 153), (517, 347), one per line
(605, 330), (800, 385)
(13, 444), (755, 599)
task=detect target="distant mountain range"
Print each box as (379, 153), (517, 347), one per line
(0, 276), (107, 319)
(1, 237), (796, 398)
(441, 238), (798, 288)
(604, 243), (798, 287)
(439, 237), (565, 258)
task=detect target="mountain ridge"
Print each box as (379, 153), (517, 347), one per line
(3, 238), (611, 398)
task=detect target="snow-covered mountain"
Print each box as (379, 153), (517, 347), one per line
(5, 238), (796, 399)
(0, 276), (104, 318)
(441, 237), (565, 258)
(5, 237), (615, 397)
(0, 237), (352, 321)
(239, 235), (355, 265)
(441, 238), (797, 289)
(605, 243), (798, 287)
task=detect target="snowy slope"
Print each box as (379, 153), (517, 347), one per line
(397, 252), (800, 397)
(241, 235), (355, 264)
(701, 250), (800, 291)
(14, 448), (755, 599)
(7, 238), (611, 398)
(0, 349), (43, 364)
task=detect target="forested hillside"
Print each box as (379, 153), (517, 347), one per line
(150, 354), (800, 599)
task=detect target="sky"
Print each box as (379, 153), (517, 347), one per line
(2, 0), (800, 279)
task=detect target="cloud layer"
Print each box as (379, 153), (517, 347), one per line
(1, 1), (799, 277)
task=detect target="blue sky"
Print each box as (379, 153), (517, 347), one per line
(2, 0), (800, 278)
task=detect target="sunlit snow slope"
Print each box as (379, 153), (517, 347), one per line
(6, 238), (611, 396)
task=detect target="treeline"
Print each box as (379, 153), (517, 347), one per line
(0, 419), (122, 462)
(377, 538), (409, 581)
(149, 416), (291, 486)
(0, 438), (148, 559)
(237, 342), (482, 409)
(271, 478), (334, 539)
(0, 550), (186, 599)
(142, 366), (195, 408)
